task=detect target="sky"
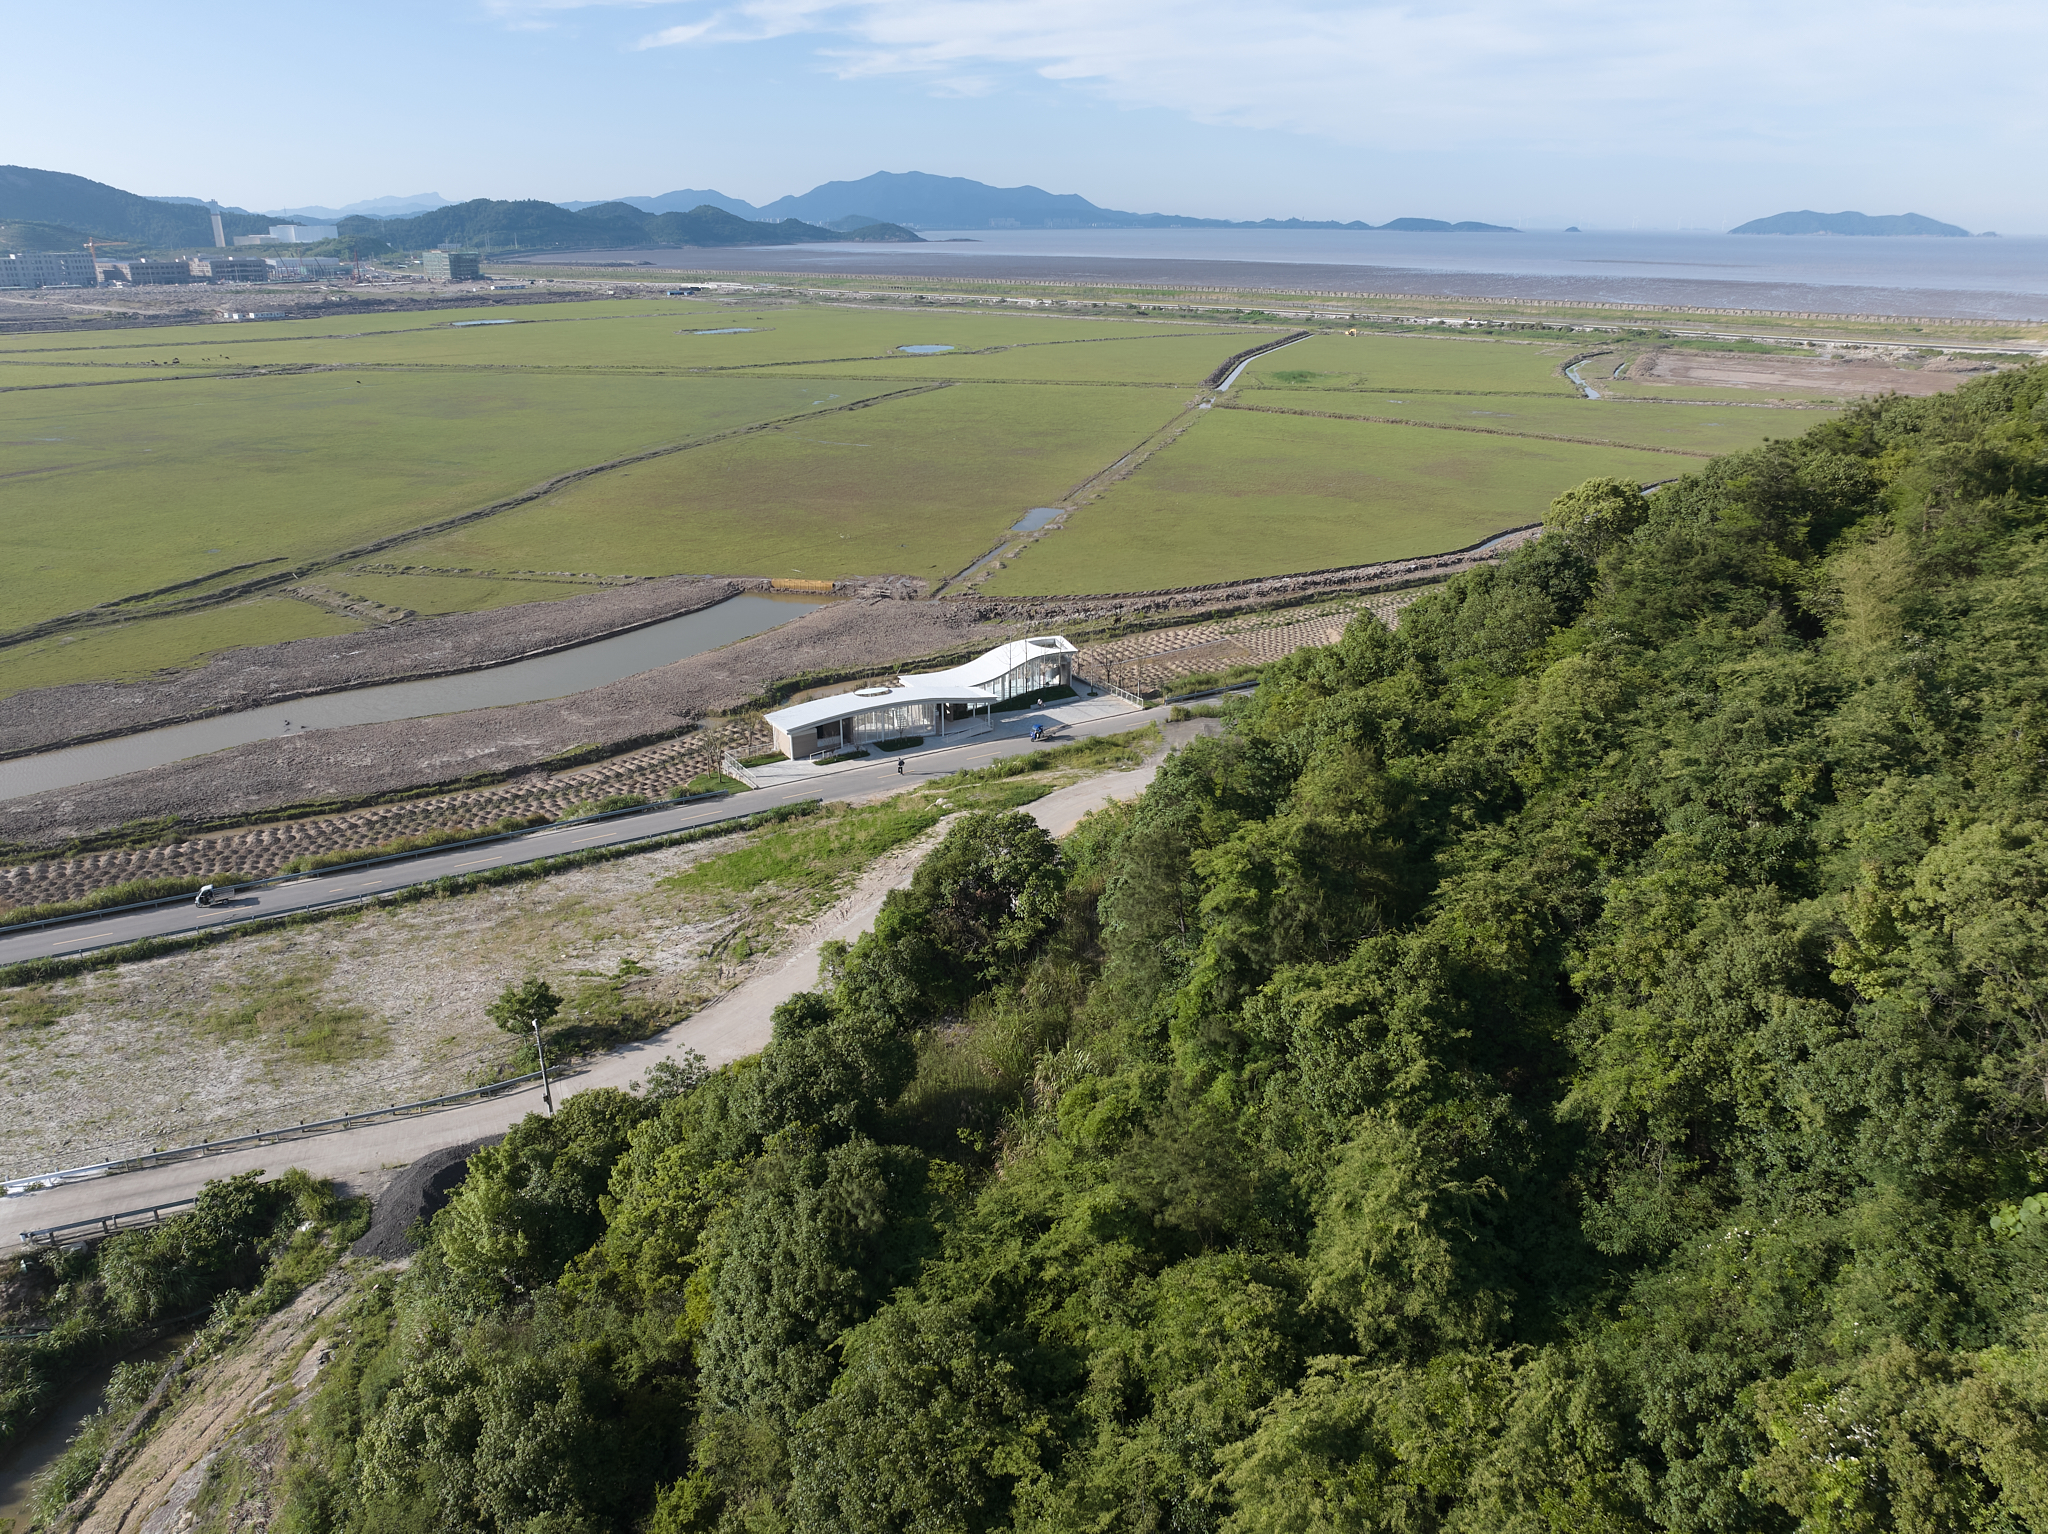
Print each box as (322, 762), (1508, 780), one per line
(12, 0), (2044, 231)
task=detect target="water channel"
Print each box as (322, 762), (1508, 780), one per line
(0, 1330), (192, 1534)
(0, 595), (822, 802)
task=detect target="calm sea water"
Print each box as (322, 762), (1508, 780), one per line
(547, 227), (2048, 321)
(905, 228), (2048, 299)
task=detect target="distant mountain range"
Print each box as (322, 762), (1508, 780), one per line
(1731, 209), (1977, 237)
(333, 199), (922, 253)
(2, 165), (1521, 257)
(267, 194), (453, 222)
(555, 172), (1516, 233)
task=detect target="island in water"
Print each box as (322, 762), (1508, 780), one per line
(1731, 209), (1973, 236)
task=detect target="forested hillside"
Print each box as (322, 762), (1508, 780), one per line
(0, 165), (273, 246)
(280, 364), (2048, 1533)
(337, 199), (921, 251)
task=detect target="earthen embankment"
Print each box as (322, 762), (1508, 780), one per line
(0, 601), (1016, 854)
(0, 576), (744, 760)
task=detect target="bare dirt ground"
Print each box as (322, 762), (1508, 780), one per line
(0, 807), (848, 1175)
(1629, 347), (2002, 397)
(0, 735), (1158, 1180)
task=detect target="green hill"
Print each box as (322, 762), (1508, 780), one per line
(339, 199), (923, 252)
(1732, 208), (1972, 236)
(170, 362), (2048, 1532)
(0, 218), (96, 253)
(0, 165), (273, 247)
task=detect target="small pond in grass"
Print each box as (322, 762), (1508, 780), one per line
(1011, 507), (1063, 532)
(686, 328), (759, 335)
(897, 344), (954, 354)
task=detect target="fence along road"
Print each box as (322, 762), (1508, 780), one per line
(2, 717), (1171, 1255)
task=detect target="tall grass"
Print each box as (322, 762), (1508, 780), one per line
(663, 799), (947, 896)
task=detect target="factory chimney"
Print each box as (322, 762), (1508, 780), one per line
(209, 202), (227, 249)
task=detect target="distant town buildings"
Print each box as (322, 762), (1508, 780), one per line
(423, 250), (482, 281)
(0, 251), (99, 288)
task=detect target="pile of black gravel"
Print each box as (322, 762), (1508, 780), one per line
(350, 1135), (502, 1259)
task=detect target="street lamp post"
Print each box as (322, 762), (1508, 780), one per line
(531, 1015), (555, 1115)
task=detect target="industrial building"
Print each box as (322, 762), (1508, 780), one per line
(762, 636), (1077, 760)
(120, 258), (193, 285)
(191, 256), (272, 282)
(265, 256), (343, 281)
(422, 250), (482, 281)
(233, 223), (338, 246)
(0, 251), (99, 288)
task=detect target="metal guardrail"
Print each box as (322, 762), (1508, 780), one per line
(22, 1198), (197, 1250)
(4, 1073), (545, 1195)
(1077, 673), (1144, 707)
(721, 752), (760, 789)
(0, 795), (734, 942)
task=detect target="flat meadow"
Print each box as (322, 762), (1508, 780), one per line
(1241, 331), (1586, 394)
(394, 383), (1188, 584)
(1227, 392), (1841, 457)
(978, 407), (1685, 595)
(0, 368), (900, 627)
(0, 294), (1887, 696)
(749, 331), (1257, 385)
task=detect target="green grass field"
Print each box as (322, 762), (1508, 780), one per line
(325, 572), (600, 616)
(750, 331), (1257, 385)
(395, 383), (1187, 583)
(979, 408), (1686, 595)
(0, 363), (250, 387)
(1, 295), (1840, 695)
(0, 301), (1236, 372)
(1597, 378), (1858, 403)
(1239, 332), (1584, 394)
(0, 597), (363, 697)
(1225, 394), (1840, 457)
(0, 370), (903, 630)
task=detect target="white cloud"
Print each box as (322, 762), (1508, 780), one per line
(503, 0), (2045, 162)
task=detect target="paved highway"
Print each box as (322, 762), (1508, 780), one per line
(2, 722), (1177, 1253)
(0, 699), (1142, 970)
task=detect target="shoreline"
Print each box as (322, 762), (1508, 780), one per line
(504, 245), (2048, 323)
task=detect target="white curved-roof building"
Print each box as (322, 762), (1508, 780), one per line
(763, 636), (1077, 759)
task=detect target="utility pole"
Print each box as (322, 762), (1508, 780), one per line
(531, 1014), (555, 1114)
